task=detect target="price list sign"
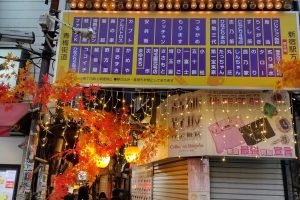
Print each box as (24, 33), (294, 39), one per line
(56, 11), (299, 89)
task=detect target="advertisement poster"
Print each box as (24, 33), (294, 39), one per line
(0, 170), (17, 200)
(157, 91), (295, 158)
(56, 11), (299, 89)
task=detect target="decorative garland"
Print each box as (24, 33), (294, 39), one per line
(275, 59), (300, 90)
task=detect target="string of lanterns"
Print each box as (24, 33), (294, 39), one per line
(69, 0), (293, 10)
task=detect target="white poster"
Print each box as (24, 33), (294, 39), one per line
(157, 91), (295, 158)
(0, 170), (17, 200)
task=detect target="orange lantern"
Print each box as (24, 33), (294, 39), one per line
(96, 156), (110, 168)
(124, 146), (140, 163)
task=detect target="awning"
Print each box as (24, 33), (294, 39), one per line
(0, 103), (29, 136)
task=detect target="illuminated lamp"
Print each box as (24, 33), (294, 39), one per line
(207, 0), (214, 9)
(241, 0), (247, 9)
(70, 0), (77, 9)
(274, 0), (282, 9)
(258, 0), (265, 9)
(158, 0), (165, 9)
(149, 0), (157, 10)
(199, 0), (206, 9)
(142, 1), (149, 9)
(166, 0), (172, 9)
(110, 1), (117, 9)
(191, 0), (197, 9)
(134, 1), (141, 9)
(78, 0), (85, 8)
(215, 1), (222, 9)
(174, 1), (181, 9)
(266, 0), (273, 9)
(182, 0), (189, 9)
(126, 1), (133, 9)
(102, 0), (108, 9)
(232, 0), (239, 9)
(96, 156), (111, 168)
(94, 0), (102, 9)
(86, 0), (93, 8)
(224, 0), (230, 9)
(249, 0), (256, 9)
(124, 146), (140, 163)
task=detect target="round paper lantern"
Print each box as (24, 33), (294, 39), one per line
(124, 146), (140, 163)
(96, 156), (110, 168)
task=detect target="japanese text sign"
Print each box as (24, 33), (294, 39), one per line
(56, 11), (299, 89)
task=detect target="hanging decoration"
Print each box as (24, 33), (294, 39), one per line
(124, 146), (140, 163)
(275, 59), (300, 90)
(0, 55), (175, 199)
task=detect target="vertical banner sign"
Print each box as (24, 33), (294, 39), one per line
(156, 91), (295, 158)
(56, 12), (299, 89)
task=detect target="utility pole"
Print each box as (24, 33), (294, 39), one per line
(16, 0), (60, 199)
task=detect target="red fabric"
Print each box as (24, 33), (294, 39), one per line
(0, 103), (29, 136)
(0, 127), (10, 137)
(0, 103), (29, 126)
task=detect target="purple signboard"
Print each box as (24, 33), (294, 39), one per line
(245, 18), (254, 46)
(122, 47), (133, 74)
(254, 18), (263, 46)
(69, 46), (80, 72)
(210, 18), (218, 45)
(112, 47), (123, 74)
(218, 48), (225, 76)
(234, 48), (242, 76)
(126, 18), (135, 44)
(90, 47), (101, 74)
(168, 48), (175, 75)
(228, 18), (235, 45)
(138, 18), (155, 45)
(183, 48), (190, 76)
(152, 48), (159, 75)
(259, 48), (266, 77)
(210, 48), (217, 76)
(160, 48), (167, 75)
(175, 48), (183, 75)
(108, 18), (117, 44)
(144, 47), (152, 74)
(101, 47), (112, 74)
(250, 48), (258, 77)
(266, 48), (274, 77)
(80, 46), (91, 73)
(172, 19), (189, 45)
(274, 48), (282, 77)
(190, 19), (206, 45)
(155, 19), (171, 45)
(99, 18), (108, 44)
(242, 49), (250, 76)
(91, 18), (99, 44)
(81, 18), (91, 44)
(191, 48), (198, 76)
(219, 19), (227, 45)
(237, 19), (245, 45)
(117, 18), (126, 44)
(199, 48), (206, 76)
(272, 19), (281, 46)
(226, 48), (233, 76)
(72, 18), (81, 44)
(263, 19), (272, 46)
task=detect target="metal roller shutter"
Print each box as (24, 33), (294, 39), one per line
(210, 158), (285, 200)
(153, 158), (188, 200)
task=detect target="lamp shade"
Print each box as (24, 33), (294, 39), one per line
(124, 146), (140, 163)
(96, 156), (110, 168)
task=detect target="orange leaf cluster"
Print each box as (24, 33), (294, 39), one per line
(275, 59), (300, 90)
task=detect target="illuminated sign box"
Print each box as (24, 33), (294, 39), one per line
(56, 11), (299, 89)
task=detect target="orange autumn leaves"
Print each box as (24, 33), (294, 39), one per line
(275, 59), (300, 90)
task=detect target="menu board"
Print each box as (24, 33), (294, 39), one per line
(0, 170), (17, 200)
(56, 11), (299, 89)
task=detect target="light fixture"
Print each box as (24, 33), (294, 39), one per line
(70, 0), (77, 9)
(110, 0), (117, 9)
(96, 156), (110, 168)
(117, 0), (125, 10)
(191, 0), (197, 9)
(126, 0), (133, 9)
(166, 0), (172, 9)
(199, 0), (205, 9)
(224, 0), (231, 9)
(258, 0), (265, 9)
(149, 0), (156, 10)
(86, 0), (93, 9)
(283, 0), (292, 9)
(78, 0), (85, 8)
(207, 0), (214, 9)
(94, 0), (101, 9)
(249, 0), (256, 9)
(241, 0), (247, 9)
(232, 0), (239, 9)
(216, 0), (222, 9)
(274, 0), (282, 9)
(142, 0), (149, 9)
(182, 0), (189, 9)
(158, 0), (165, 9)
(124, 146), (140, 163)
(102, 0), (108, 9)
(266, 0), (273, 9)
(174, 1), (181, 9)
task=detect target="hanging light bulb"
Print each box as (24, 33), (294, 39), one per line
(102, 0), (108, 9)
(249, 0), (256, 9)
(70, 0), (77, 9)
(94, 0), (101, 9)
(199, 0), (205, 9)
(142, 0), (149, 9)
(232, 0), (239, 9)
(96, 156), (111, 168)
(110, 0), (117, 9)
(126, 0), (133, 9)
(191, 0), (197, 9)
(283, 0), (292, 9)
(124, 146), (140, 163)
(266, 0), (273, 9)
(78, 0), (85, 8)
(86, 0), (93, 9)
(207, 0), (214, 9)
(241, 0), (247, 9)
(149, 0), (157, 10)
(174, 0), (181, 9)
(258, 0), (265, 9)
(216, 0), (222, 9)
(117, 0), (125, 10)
(224, 0), (230, 9)
(158, 0), (165, 9)
(134, 0), (141, 9)
(275, 0), (282, 9)
(182, 0), (189, 9)
(166, 0), (172, 9)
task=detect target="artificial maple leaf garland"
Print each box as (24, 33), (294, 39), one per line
(275, 59), (300, 90)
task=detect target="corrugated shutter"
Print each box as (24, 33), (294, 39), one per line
(210, 158), (285, 200)
(99, 175), (109, 194)
(153, 158), (188, 200)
